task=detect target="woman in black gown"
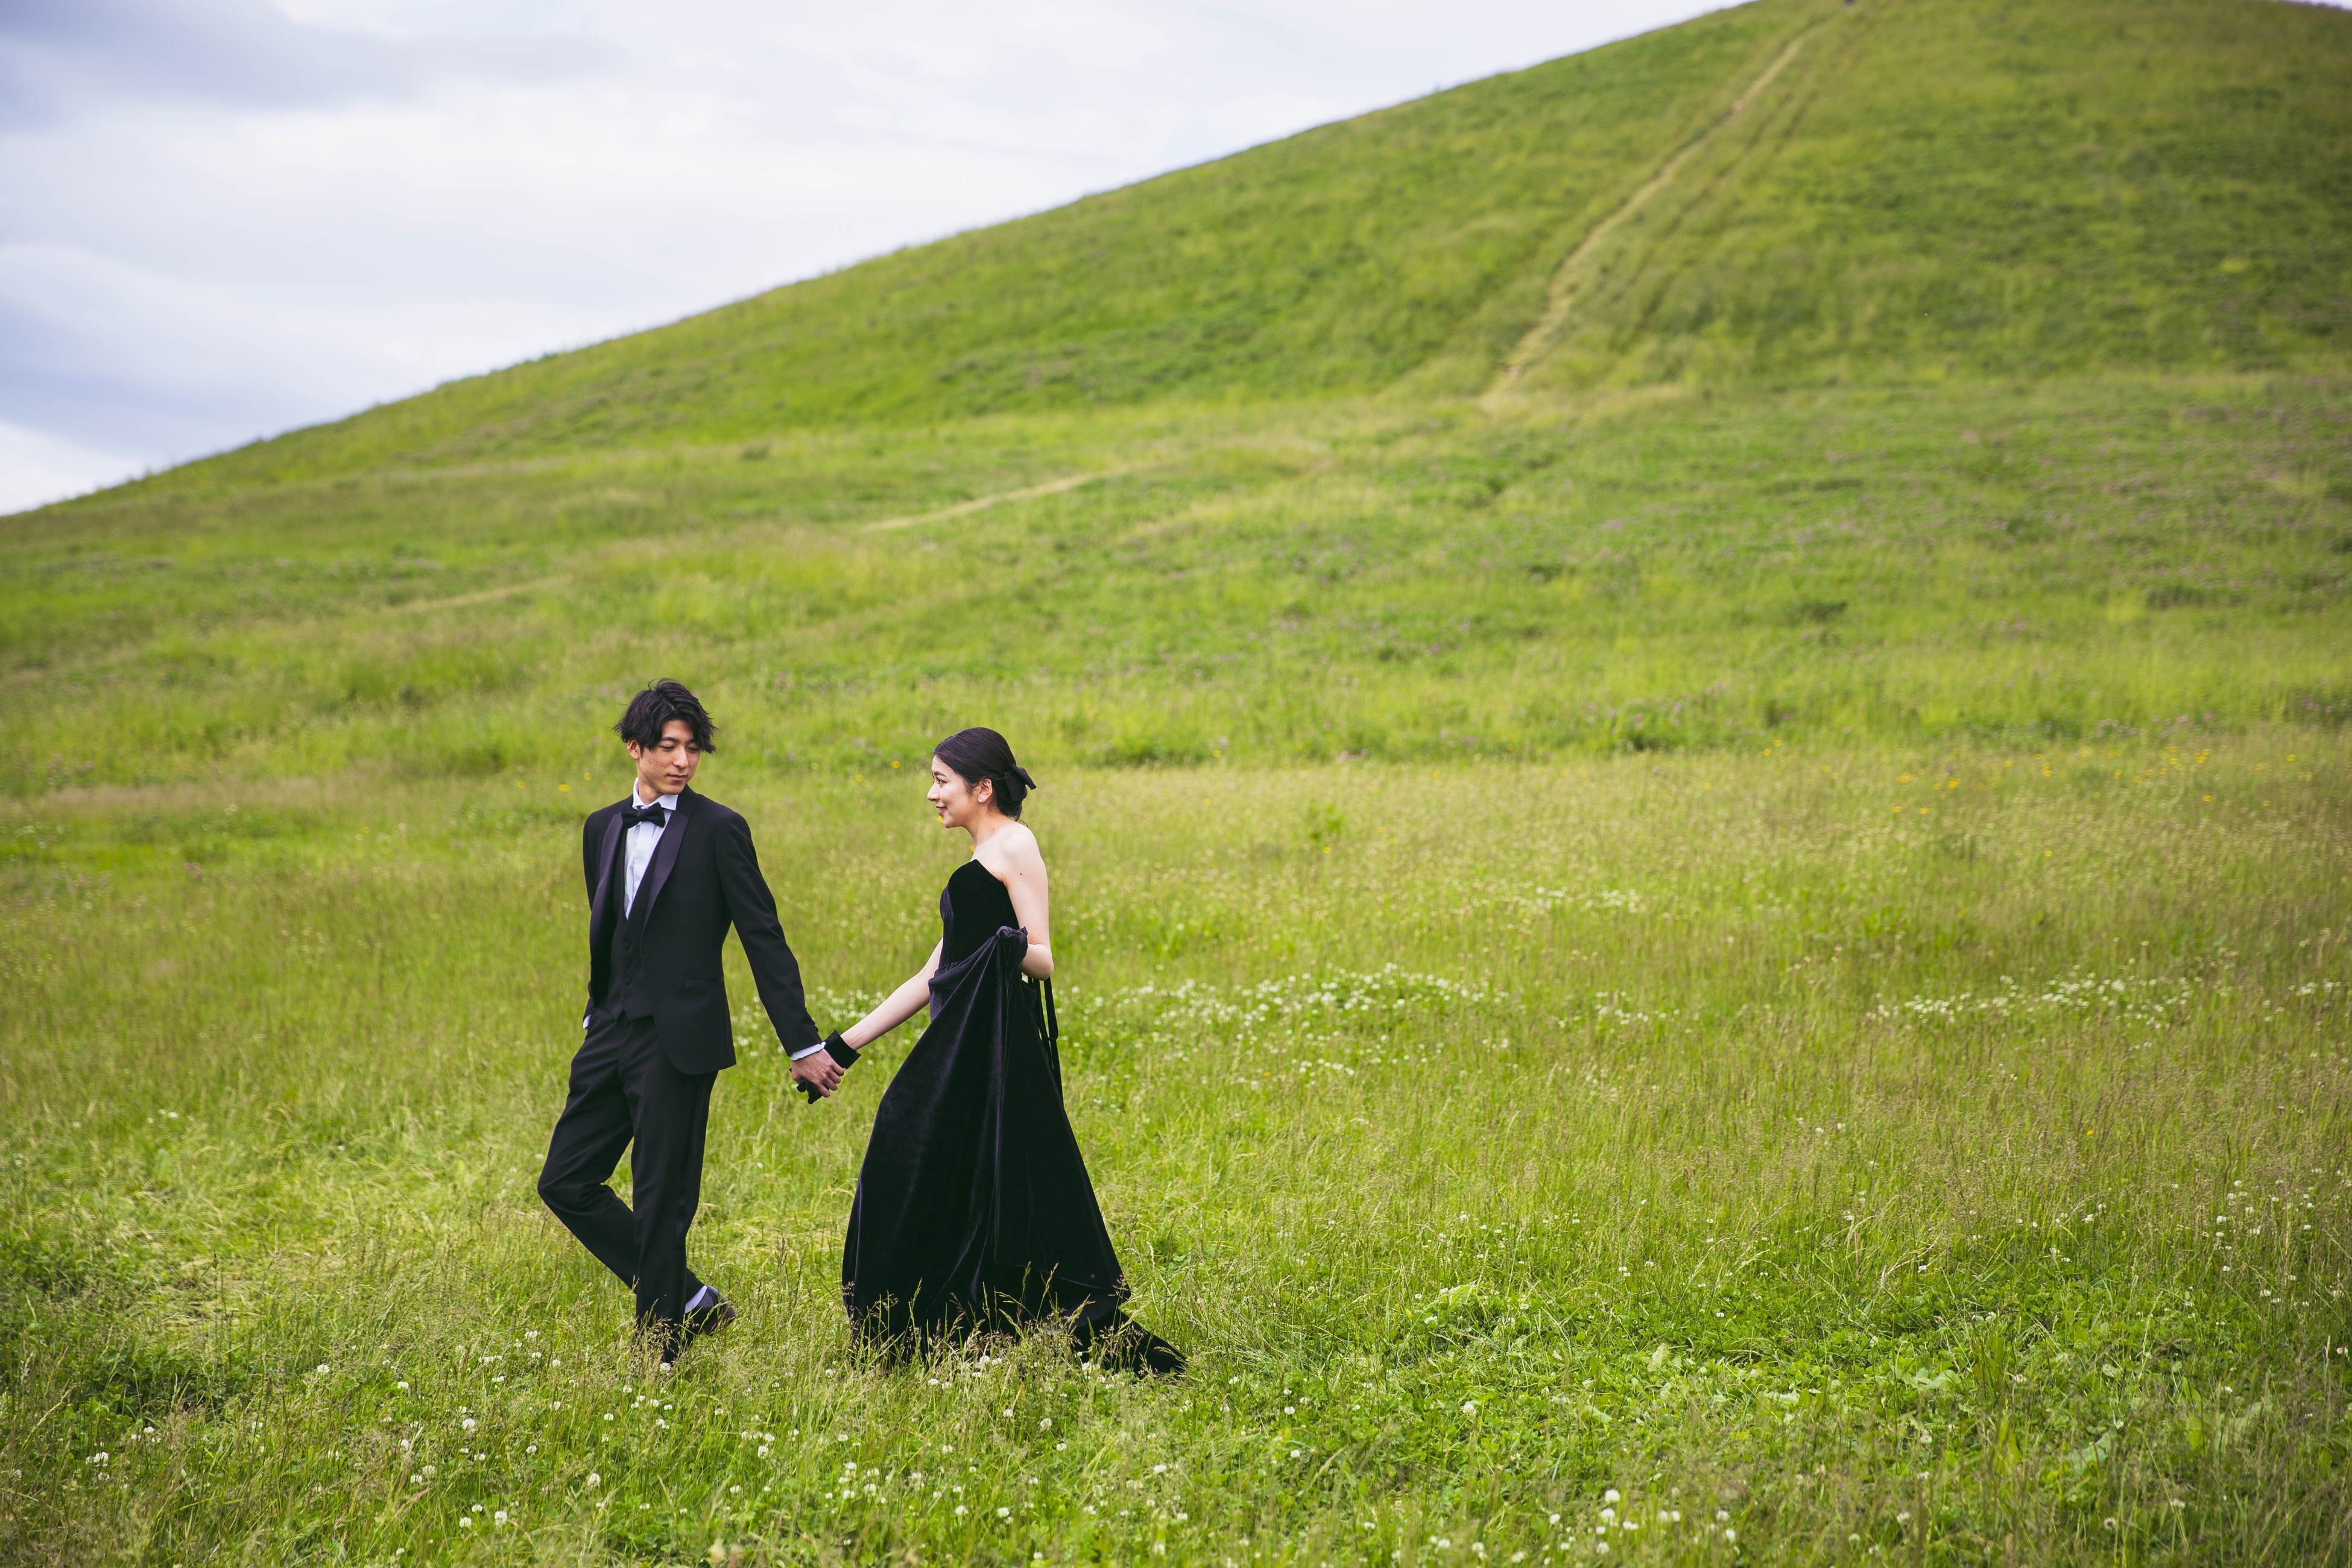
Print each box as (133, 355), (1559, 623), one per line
(827, 729), (1183, 1373)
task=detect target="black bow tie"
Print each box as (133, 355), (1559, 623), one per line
(624, 801), (671, 831)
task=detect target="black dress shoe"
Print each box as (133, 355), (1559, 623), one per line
(659, 1292), (737, 1367)
(684, 1291), (736, 1344)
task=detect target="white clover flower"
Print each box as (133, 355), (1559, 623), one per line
(1603, 1489), (1620, 1505)
(586, 1473), (600, 1487)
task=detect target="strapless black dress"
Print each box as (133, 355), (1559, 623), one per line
(842, 860), (1181, 1370)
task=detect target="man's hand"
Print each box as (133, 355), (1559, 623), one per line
(791, 1048), (845, 1098)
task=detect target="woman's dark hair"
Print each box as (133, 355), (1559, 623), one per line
(615, 679), (718, 752)
(933, 727), (1035, 818)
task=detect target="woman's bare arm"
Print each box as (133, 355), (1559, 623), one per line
(839, 941), (943, 1051)
(985, 828), (1053, 978)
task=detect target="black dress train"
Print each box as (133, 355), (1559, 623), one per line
(842, 859), (1181, 1371)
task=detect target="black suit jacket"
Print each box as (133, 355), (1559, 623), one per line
(582, 787), (822, 1075)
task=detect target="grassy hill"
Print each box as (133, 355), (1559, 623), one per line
(8, 376), (2350, 791)
(124, 0), (2352, 489)
(4, 4), (2352, 1564)
(5, 0), (2350, 791)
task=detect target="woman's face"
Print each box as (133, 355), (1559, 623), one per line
(928, 756), (994, 829)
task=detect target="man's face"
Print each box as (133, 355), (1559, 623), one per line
(627, 719), (701, 798)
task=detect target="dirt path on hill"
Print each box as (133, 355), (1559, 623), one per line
(0, 469), (1141, 691)
(861, 467), (1129, 532)
(377, 470), (1130, 613)
(1483, 26), (1817, 401)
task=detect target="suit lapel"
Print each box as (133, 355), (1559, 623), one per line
(589, 808), (627, 935)
(631, 788), (692, 932)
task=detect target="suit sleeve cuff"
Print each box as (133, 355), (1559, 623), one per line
(788, 1040), (828, 1060)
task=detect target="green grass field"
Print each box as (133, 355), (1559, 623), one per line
(8, 374), (2350, 789)
(3, 745), (2348, 1563)
(5, 0), (2352, 1560)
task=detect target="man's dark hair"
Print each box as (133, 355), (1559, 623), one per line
(933, 726), (1035, 818)
(615, 679), (717, 753)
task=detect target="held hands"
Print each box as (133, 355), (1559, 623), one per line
(791, 1032), (860, 1101)
(791, 1047), (844, 1098)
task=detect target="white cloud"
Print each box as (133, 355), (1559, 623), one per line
(0, 0), (1749, 512)
(0, 419), (144, 516)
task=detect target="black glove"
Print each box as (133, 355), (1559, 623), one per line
(798, 1032), (859, 1102)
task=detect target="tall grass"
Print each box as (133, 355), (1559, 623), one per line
(2, 734), (2345, 1564)
(7, 376), (2348, 794)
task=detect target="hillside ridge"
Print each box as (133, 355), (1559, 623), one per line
(40, 0), (2352, 504)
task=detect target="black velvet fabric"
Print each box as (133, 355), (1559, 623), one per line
(842, 861), (1128, 1344)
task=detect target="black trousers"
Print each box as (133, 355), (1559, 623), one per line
(537, 1013), (716, 1341)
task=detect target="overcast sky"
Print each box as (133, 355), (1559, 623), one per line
(0, 0), (1761, 514)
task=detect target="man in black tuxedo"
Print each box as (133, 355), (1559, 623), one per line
(537, 679), (844, 1364)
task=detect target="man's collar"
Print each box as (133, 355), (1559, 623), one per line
(628, 787), (683, 812)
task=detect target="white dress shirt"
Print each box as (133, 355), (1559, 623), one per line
(618, 786), (827, 1061)
(622, 787), (678, 917)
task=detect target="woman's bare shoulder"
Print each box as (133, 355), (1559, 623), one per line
(975, 823), (1045, 880)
